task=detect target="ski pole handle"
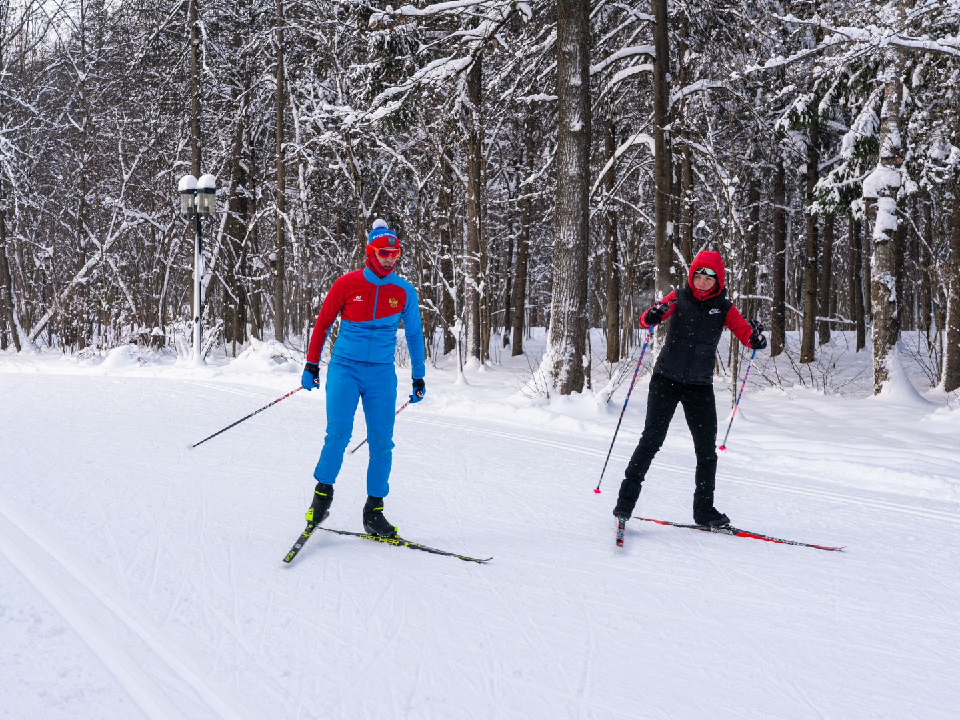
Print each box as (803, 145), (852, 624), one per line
(348, 400), (412, 454)
(191, 386), (302, 449)
(718, 348), (757, 451)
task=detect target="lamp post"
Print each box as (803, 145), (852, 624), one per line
(178, 173), (216, 364)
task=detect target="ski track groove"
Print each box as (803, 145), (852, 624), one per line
(405, 414), (960, 527)
(0, 499), (251, 720)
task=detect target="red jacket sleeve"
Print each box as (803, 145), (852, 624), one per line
(305, 276), (348, 363)
(725, 305), (754, 347)
(639, 290), (677, 329)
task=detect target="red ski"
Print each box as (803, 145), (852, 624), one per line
(636, 517), (844, 552)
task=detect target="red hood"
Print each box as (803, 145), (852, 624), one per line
(688, 250), (725, 300)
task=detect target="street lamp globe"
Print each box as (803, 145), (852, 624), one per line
(197, 174), (217, 214)
(178, 174), (198, 216)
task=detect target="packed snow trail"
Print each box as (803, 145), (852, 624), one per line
(1, 370), (959, 719)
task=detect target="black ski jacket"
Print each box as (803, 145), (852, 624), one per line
(652, 286), (734, 385)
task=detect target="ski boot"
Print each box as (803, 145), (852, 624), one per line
(612, 478), (642, 521)
(305, 482), (334, 525)
(363, 496), (398, 538)
(693, 506), (730, 528)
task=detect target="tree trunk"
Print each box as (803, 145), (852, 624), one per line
(223, 103), (250, 350)
(438, 157), (457, 355)
(942, 120), (960, 392)
(849, 216), (866, 351)
(651, 0), (673, 312)
(273, 0), (286, 342)
(770, 156), (786, 357)
(817, 214), (834, 344)
(867, 68), (904, 394)
(742, 174), (760, 323)
(188, 0), (202, 177)
(0, 48), (21, 351)
(511, 118), (534, 357)
(800, 108), (819, 364)
(502, 220), (514, 346)
(919, 196), (932, 338)
(677, 15), (693, 266)
(546, 0), (590, 394)
(464, 57), (484, 363)
(603, 114), (620, 363)
(0, 189), (21, 352)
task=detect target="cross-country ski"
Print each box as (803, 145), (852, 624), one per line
(635, 517), (844, 552)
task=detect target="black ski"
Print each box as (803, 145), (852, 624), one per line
(615, 518), (626, 548)
(318, 527), (491, 564)
(282, 522), (319, 564)
(636, 517), (844, 552)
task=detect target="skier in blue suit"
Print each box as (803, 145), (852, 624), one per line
(300, 219), (426, 537)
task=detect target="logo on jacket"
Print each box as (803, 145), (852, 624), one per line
(709, 308), (720, 315)
(389, 297), (399, 308)
(353, 295), (363, 302)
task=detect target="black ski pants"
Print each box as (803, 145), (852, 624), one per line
(617, 372), (719, 513)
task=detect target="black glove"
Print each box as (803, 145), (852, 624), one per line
(643, 303), (669, 327)
(410, 378), (426, 404)
(301, 362), (320, 390)
(749, 322), (767, 351)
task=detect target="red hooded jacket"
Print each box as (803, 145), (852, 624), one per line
(639, 250), (753, 348)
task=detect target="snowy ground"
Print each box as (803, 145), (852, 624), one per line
(1, 331), (959, 719)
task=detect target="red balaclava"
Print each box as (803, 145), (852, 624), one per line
(365, 220), (401, 278)
(687, 250), (725, 301)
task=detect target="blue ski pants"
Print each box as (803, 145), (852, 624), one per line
(313, 358), (398, 497)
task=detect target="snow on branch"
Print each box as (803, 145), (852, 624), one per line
(390, 0), (506, 18)
(775, 14), (960, 59)
(590, 45), (655, 75)
(669, 80), (726, 110)
(590, 130), (655, 199)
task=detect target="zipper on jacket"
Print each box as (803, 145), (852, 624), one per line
(372, 285), (380, 320)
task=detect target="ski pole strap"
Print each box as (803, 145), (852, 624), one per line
(191, 386), (302, 449)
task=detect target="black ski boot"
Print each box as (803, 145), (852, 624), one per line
(305, 482), (334, 525)
(692, 464), (727, 527)
(693, 506), (730, 528)
(363, 496), (398, 538)
(612, 478), (642, 520)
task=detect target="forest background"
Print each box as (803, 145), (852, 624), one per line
(1, 0), (959, 397)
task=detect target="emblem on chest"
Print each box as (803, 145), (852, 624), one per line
(388, 297), (399, 308)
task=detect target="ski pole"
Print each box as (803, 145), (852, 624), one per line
(594, 327), (654, 494)
(191, 386), (302, 449)
(348, 400), (411, 454)
(718, 348), (757, 451)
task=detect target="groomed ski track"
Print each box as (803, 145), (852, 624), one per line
(2, 373), (958, 719)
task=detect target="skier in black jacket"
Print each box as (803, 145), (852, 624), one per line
(613, 249), (767, 527)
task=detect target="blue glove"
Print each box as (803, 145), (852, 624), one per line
(410, 378), (425, 404)
(302, 362), (319, 391)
